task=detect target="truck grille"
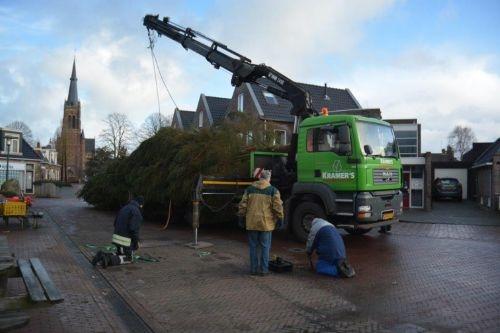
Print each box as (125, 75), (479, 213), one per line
(373, 169), (399, 185)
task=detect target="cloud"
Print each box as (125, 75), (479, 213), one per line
(1, 0), (498, 156)
(1, 0), (397, 145)
(202, 0), (395, 78)
(346, 47), (500, 151)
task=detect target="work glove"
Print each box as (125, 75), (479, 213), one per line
(238, 216), (246, 229)
(275, 219), (283, 230)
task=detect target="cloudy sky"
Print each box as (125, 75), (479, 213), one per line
(1, 0), (499, 152)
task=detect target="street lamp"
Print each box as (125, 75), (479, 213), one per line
(5, 137), (11, 182)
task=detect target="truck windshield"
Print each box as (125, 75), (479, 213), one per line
(357, 121), (398, 157)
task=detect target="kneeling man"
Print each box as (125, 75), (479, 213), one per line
(92, 195), (144, 268)
(306, 218), (355, 278)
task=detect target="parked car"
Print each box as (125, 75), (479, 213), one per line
(433, 178), (462, 201)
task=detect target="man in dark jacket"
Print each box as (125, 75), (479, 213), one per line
(92, 196), (144, 268)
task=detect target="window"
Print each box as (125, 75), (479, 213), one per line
(263, 91), (278, 105)
(394, 130), (418, 157)
(11, 139), (19, 153)
(246, 131), (253, 145)
(274, 130), (287, 146)
(198, 111), (203, 128)
(306, 125), (351, 155)
(72, 116), (76, 129)
(237, 93), (244, 112)
(357, 121), (398, 157)
(3, 135), (20, 154)
(394, 130), (417, 138)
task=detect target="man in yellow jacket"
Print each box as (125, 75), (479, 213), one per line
(238, 170), (284, 276)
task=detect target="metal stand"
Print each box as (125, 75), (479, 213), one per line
(185, 197), (213, 249)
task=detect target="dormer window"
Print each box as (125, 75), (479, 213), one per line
(2, 133), (21, 154)
(198, 111), (203, 128)
(237, 93), (244, 112)
(263, 91), (278, 105)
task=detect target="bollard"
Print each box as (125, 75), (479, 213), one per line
(185, 178), (213, 249)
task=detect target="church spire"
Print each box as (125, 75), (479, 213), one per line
(67, 58), (78, 105)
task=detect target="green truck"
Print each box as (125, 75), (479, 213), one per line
(144, 15), (403, 241)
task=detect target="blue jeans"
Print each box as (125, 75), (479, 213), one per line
(316, 259), (340, 277)
(247, 231), (272, 274)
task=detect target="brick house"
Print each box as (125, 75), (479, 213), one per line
(469, 138), (500, 210)
(34, 143), (61, 181)
(0, 128), (43, 194)
(225, 81), (362, 145)
(171, 108), (195, 130)
(192, 94), (231, 128)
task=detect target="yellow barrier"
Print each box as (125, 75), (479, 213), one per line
(0, 202), (27, 216)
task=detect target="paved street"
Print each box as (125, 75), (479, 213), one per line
(401, 200), (500, 226)
(4, 187), (500, 332)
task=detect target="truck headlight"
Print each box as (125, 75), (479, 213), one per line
(357, 205), (372, 219)
(358, 205), (371, 212)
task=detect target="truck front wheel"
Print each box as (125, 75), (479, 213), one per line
(291, 202), (326, 242)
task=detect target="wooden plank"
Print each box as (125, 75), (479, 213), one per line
(17, 259), (46, 302)
(29, 258), (63, 302)
(0, 310), (30, 331)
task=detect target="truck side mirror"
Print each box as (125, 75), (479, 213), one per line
(338, 125), (351, 155)
(364, 145), (373, 155)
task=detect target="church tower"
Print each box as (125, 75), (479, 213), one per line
(60, 59), (84, 182)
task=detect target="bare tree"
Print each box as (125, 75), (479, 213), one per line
(6, 121), (35, 146)
(99, 113), (134, 158)
(448, 125), (476, 160)
(138, 113), (171, 141)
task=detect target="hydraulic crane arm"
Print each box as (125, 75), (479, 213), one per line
(143, 15), (316, 118)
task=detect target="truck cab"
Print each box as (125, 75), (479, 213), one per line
(288, 114), (403, 241)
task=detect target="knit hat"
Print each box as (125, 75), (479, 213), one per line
(259, 170), (272, 180)
(134, 195), (145, 206)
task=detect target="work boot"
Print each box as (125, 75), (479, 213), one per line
(91, 251), (104, 266)
(101, 253), (110, 269)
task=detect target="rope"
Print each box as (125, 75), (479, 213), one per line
(151, 48), (179, 109)
(148, 29), (162, 120)
(147, 29), (179, 109)
(200, 192), (236, 213)
(84, 243), (159, 263)
(198, 179), (246, 213)
(160, 200), (172, 230)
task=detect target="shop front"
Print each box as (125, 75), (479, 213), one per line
(401, 157), (426, 209)
(0, 160), (36, 194)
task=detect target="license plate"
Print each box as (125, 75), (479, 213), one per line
(382, 211), (394, 220)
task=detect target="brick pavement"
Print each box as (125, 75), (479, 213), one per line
(2, 211), (152, 332)
(401, 200), (500, 226)
(34, 189), (500, 333)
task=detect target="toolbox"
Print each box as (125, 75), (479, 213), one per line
(269, 257), (293, 273)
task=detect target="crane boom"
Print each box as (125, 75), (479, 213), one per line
(143, 14), (319, 172)
(143, 15), (315, 118)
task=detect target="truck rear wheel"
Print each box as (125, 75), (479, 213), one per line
(344, 228), (372, 235)
(291, 202), (326, 242)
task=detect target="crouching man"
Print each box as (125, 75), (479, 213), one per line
(92, 195), (144, 268)
(306, 218), (355, 278)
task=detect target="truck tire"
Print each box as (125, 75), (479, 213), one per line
(344, 228), (372, 235)
(291, 202), (326, 242)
